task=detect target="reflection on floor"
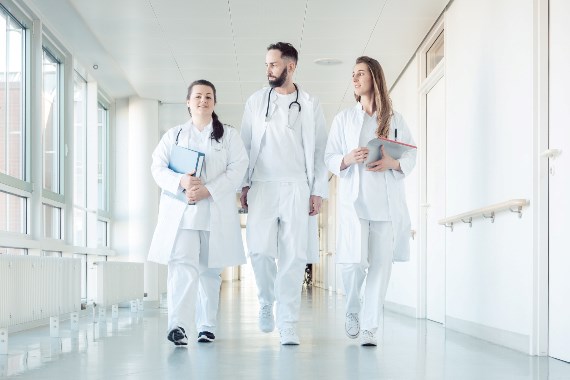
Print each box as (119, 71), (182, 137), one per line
(1, 277), (570, 380)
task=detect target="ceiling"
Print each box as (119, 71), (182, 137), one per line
(26, 0), (448, 129)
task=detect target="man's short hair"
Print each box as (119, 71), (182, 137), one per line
(267, 42), (298, 64)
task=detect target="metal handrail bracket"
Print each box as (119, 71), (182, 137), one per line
(438, 199), (530, 231)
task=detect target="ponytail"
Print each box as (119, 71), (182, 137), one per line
(211, 111), (224, 142)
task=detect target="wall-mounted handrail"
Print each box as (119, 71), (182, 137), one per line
(438, 199), (530, 231)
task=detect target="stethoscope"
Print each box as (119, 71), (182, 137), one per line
(265, 83), (302, 125)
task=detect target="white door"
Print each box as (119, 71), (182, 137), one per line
(549, 0), (570, 363)
(426, 77), (446, 324)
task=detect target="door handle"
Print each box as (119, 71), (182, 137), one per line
(541, 149), (562, 160)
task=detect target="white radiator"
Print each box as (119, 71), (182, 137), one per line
(0, 255), (81, 328)
(95, 262), (144, 307)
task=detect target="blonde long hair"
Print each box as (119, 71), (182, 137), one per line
(354, 56), (393, 138)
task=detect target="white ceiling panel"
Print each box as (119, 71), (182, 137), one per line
(170, 38), (236, 56)
(305, 0), (387, 20)
(70, 0), (155, 20)
(26, 0), (448, 123)
(232, 18), (305, 39)
(180, 68), (240, 83)
(160, 19), (233, 39)
(229, 0), (307, 19)
(176, 54), (239, 70)
(150, 0), (230, 20)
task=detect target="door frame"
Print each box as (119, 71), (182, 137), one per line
(417, 17), (445, 320)
(531, 0), (549, 357)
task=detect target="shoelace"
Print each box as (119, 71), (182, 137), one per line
(280, 327), (296, 336)
(260, 305), (273, 318)
(346, 313), (359, 327)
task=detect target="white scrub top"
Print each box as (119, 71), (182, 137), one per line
(180, 122), (212, 230)
(354, 113), (390, 221)
(251, 92), (307, 183)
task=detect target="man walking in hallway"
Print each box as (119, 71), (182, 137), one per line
(240, 42), (328, 345)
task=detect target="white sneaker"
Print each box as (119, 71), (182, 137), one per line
(360, 330), (377, 346)
(259, 304), (275, 333)
(345, 313), (360, 339)
(279, 328), (300, 345)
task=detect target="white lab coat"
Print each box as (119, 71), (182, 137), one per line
(240, 87), (329, 263)
(148, 121), (249, 267)
(324, 104), (416, 263)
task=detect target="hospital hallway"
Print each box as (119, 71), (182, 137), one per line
(2, 274), (570, 380)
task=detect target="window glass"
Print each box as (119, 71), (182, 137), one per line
(0, 11), (25, 180)
(42, 49), (61, 193)
(97, 219), (108, 247)
(43, 203), (62, 239)
(73, 73), (87, 245)
(426, 31), (444, 77)
(0, 246), (27, 255)
(98, 103), (108, 211)
(0, 190), (26, 233)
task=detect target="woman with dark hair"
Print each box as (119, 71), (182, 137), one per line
(324, 57), (416, 346)
(148, 80), (248, 346)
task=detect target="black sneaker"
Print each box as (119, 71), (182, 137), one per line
(197, 331), (215, 343)
(167, 327), (188, 346)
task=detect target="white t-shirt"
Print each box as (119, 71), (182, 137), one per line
(354, 113), (391, 221)
(180, 122), (212, 230)
(251, 91), (307, 183)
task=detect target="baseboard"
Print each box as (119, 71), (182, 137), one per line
(445, 315), (530, 354)
(384, 301), (417, 318)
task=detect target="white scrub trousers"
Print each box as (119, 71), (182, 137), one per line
(167, 229), (222, 334)
(247, 181), (310, 330)
(342, 220), (394, 334)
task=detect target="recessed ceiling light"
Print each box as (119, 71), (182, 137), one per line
(314, 58), (342, 66)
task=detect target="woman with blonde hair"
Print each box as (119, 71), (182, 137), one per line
(325, 56), (416, 346)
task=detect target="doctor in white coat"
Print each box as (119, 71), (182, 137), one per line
(325, 56), (416, 347)
(240, 42), (328, 345)
(148, 79), (248, 346)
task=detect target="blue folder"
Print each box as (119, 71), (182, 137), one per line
(164, 144), (205, 204)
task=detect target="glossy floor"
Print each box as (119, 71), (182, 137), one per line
(1, 278), (569, 379)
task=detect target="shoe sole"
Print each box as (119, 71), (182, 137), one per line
(197, 337), (215, 343)
(281, 341), (300, 345)
(346, 331), (360, 339)
(361, 342), (377, 347)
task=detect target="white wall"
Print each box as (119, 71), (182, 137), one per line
(444, 0), (535, 352)
(386, 55), (420, 316)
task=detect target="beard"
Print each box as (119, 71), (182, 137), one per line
(268, 67), (288, 88)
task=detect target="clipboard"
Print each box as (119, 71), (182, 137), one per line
(164, 144), (205, 204)
(365, 137), (416, 164)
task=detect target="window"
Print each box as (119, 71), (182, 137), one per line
(0, 190), (26, 233)
(0, 7), (25, 181)
(97, 219), (108, 247)
(42, 48), (61, 194)
(426, 30), (444, 77)
(43, 203), (62, 239)
(1, 6), (28, 235)
(0, 246), (26, 255)
(98, 102), (109, 212)
(73, 72), (87, 245)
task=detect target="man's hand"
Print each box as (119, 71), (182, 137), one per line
(240, 186), (250, 209)
(309, 195), (322, 216)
